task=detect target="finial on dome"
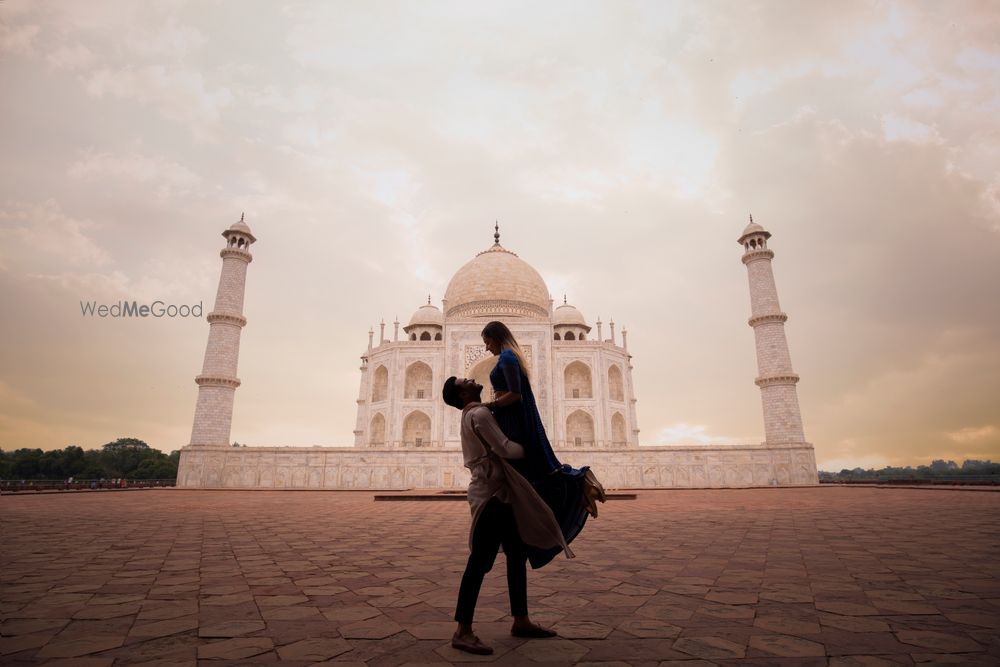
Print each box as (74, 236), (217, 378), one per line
(240, 211), (245, 223)
(427, 294), (431, 305)
(563, 294), (567, 305)
(494, 221), (500, 245)
(749, 211), (753, 224)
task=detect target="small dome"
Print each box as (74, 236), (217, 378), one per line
(737, 218), (770, 245)
(405, 303), (443, 330)
(223, 214), (256, 242)
(553, 302), (587, 327)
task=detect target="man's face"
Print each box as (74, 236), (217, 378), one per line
(456, 377), (481, 392)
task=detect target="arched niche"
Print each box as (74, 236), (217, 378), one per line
(402, 410), (431, 447)
(611, 411), (626, 445)
(566, 410), (594, 447)
(564, 361), (592, 399)
(371, 365), (388, 402)
(404, 361), (433, 399)
(369, 413), (386, 446)
(608, 364), (624, 401)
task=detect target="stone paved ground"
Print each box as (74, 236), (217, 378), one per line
(2, 487), (999, 666)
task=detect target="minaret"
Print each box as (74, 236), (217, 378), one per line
(739, 215), (806, 445)
(189, 214), (256, 446)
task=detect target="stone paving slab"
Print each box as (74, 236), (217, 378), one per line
(2, 488), (998, 665)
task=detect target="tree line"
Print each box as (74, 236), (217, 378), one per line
(0, 438), (179, 480)
(819, 459), (999, 482)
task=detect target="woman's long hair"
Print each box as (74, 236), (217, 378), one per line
(481, 320), (531, 380)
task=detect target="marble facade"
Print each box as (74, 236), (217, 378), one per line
(176, 218), (820, 489)
(178, 443), (818, 489)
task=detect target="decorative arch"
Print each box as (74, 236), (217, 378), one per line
(369, 413), (386, 446)
(420, 331), (431, 341)
(402, 410), (431, 447)
(371, 365), (388, 402)
(434, 332), (442, 340)
(564, 331), (576, 341)
(566, 410), (595, 447)
(404, 361), (433, 399)
(564, 361), (592, 399)
(611, 412), (626, 445)
(554, 332), (561, 341)
(608, 364), (624, 401)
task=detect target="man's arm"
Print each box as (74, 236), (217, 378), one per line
(471, 408), (525, 460)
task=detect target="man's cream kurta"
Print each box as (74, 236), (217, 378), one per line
(460, 403), (573, 560)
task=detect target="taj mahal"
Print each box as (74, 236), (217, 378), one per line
(176, 217), (818, 489)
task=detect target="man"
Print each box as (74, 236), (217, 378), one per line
(442, 376), (570, 655)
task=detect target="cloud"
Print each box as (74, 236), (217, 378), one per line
(882, 112), (943, 144)
(68, 150), (202, 199)
(948, 425), (998, 444)
(0, 200), (110, 270)
(0, 1), (999, 467)
(46, 43), (94, 70)
(0, 22), (39, 55)
(83, 65), (233, 127)
(654, 423), (736, 446)
(124, 18), (206, 58)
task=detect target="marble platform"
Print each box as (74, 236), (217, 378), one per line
(176, 443), (819, 489)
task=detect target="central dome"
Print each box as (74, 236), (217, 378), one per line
(443, 241), (551, 320)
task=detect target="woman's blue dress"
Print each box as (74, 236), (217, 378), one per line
(490, 349), (590, 566)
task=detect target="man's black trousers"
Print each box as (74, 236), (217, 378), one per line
(454, 497), (528, 624)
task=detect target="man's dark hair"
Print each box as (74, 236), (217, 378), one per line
(442, 376), (463, 410)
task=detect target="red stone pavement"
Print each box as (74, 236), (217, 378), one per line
(2, 487), (999, 666)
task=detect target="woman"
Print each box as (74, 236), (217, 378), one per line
(479, 321), (601, 559)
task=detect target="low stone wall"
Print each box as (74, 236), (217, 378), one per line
(176, 443), (818, 489)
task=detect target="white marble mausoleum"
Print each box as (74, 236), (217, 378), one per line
(176, 218), (819, 489)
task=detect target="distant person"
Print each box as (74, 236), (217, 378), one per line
(480, 320), (605, 556)
(442, 376), (570, 655)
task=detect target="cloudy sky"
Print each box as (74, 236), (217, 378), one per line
(1, 0), (998, 471)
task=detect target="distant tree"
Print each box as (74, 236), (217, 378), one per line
(12, 448), (43, 478)
(0, 440), (179, 480)
(929, 459), (958, 473)
(101, 438), (151, 477)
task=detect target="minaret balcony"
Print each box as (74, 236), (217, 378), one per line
(195, 374), (242, 388)
(206, 311), (248, 326)
(755, 374), (800, 388)
(220, 247), (253, 262)
(748, 312), (788, 327)
(741, 249), (775, 264)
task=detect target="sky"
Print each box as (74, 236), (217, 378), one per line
(1, 0), (998, 471)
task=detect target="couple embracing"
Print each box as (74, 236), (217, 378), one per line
(441, 320), (605, 655)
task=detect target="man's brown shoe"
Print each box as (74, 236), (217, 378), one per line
(511, 622), (558, 638)
(452, 632), (494, 655)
